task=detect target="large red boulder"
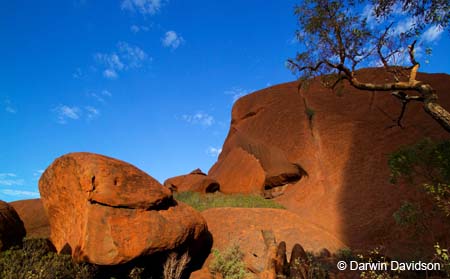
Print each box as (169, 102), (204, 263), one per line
(0, 200), (26, 250)
(209, 68), (450, 257)
(10, 199), (50, 239)
(164, 169), (220, 193)
(39, 152), (209, 265)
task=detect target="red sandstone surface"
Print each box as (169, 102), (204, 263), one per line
(10, 198), (49, 239)
(208, 68), (450, 258)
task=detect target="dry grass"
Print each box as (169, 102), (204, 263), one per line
(163, 252), (190, 279)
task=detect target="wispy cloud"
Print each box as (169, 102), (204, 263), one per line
(87, 90), (112, 103)
(0, 189), (40, 198)
(95, 53), (124, 79)
(421, 25), (443, 43)
(72, 67), (84, 79)
(103, 69), (118, 79)
(121, 0), (165, 15)
(225, 87), (251, 103)
(85, 106), (100, 120)
(0, 173), (25, 186)
(162, 31), (185, 49)
(53, 105), (81, 124)
(4, 99), (17, 114)
(53, 104), (105, 124)
(130, 24), (150, 33)
(392, 17), (416, 36)
(206, 147), (222, 157)
(95, 42), (149, 79)
(181, 112), (215, 127)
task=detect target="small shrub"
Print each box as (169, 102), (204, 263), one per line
(304, 252), (331, 279)
(392, 201), (424, 228)
(335, 247), (355, 263)
(357, 247), (401, 279)
(433, 243), (450, 277)
(209, 244), (248, 279)
(0, 238), (97, 279)
(174, 191), (285, 211)
(163, 252), (190, 279)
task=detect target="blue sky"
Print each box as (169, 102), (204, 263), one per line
(1, 0), (449, 202)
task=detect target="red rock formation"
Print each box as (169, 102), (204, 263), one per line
(0, 200), (26, 250)
(39, 152), (209, 265)
(201, 208), (345, 275)
(209, 68), (450, 258)
(164, 169), (220, 193)
(10, 198), (50, 239)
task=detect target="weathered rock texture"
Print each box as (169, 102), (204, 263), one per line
(164, 169), (220, 193)
(209, 133), (305, 196)
(39, 152), (209, 265)
(10, 198), (50, 239)
(0, 200), (26, 250)
(209, 68), (450, 257)
(201, 208), (345, 275)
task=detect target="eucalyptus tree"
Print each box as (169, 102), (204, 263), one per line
(287, 0), (450, 132)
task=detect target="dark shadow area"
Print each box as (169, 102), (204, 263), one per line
(205, 182), (220, 193)
(337, 70), (450, 260)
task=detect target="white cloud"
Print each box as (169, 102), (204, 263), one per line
(85, 106), (100, 120)
(0, 189), (40, 198)
(118, 41), (149, 67)
(206, 147), (222, 157)
(87, 90), (112, 103)
(392, 17), (416, 36)
(95, 53), (125, 72)
(225, 87), (251, 103)
(101, 90), (112, 97)
(4, 99), (17, 114)
(0, 173), (25, 186)
(162, 31), (184, 49)
(95, 42), (149, 79)
(130, 24), (150, 33)
(421, 25), (443, 43)
(181, 112), (215, 127)
(53, 105), (81, 124)
(103, 69), (118, 79)
(121, 0), (165, 15)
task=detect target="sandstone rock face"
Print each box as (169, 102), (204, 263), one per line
(10, 199), (50, 239)
(39, 152), (209, 265)
(0, 200), (26, 250)
(209, 68), (450, 257)
(164, 169), (220, 193)
(201, 208), (345, 274)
